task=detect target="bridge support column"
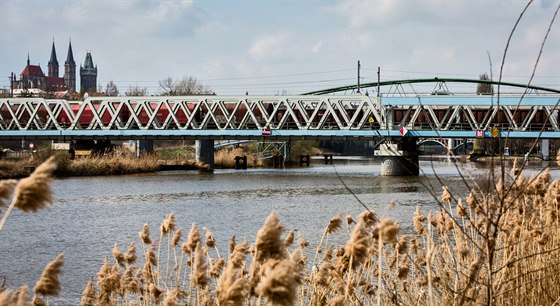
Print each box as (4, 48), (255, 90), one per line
(375, 138), (419, 176)
(136, 140), (154, 158)
(196, 139), (215, 167)
(541, 139), (550, 161)
(447, 138), (454, 154)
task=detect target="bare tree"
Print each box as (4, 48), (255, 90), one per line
(159, 77), (175, 95)
(125, 85), (148, 96)
(105, 80), (119, 96)
(158, 76), (213, 96)
(477, 73), (494, 95)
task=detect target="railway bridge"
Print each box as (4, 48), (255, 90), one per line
(1, 78), (559, 175)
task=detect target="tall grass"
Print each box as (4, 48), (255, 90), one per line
(215, 148), (263, 168)
(61, 165), (557, 305)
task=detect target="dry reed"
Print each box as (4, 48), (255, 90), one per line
(214, 147), (262, 168)
(0, 157), (57, 232)
(33, 253), (64, 297)
(76, 165), (560, 305)
(4, 153), (558, 305)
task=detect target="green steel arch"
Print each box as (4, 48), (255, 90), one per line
(301, 77), (560, 95)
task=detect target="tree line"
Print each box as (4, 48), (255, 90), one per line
(98, 76), (213, 97)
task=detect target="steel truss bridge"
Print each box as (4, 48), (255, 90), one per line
(1, 78), (559, 141)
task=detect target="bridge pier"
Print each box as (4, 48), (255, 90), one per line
(375, 139), (419, 176)
(541, 139), (550, 161)
(136, 140), (154, 157)
(196, 139), (215, 167)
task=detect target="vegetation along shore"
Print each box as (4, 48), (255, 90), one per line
(1, 154), (559, 305)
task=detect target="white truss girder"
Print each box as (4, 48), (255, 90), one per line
(0, 96), (559, 133)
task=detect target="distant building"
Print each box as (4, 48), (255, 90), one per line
(13, 40), (96, 97)
(80, 52), (97, 93)
(64, 41), (77, 92)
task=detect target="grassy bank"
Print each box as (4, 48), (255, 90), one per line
(0, 153), (206, 179)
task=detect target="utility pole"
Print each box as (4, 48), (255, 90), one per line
(377, 67), (381, 97)
(357, 60), (361, 94)
(10, 72), (15, 97)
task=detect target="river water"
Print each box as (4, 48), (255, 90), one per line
(0, 157), (557, 304)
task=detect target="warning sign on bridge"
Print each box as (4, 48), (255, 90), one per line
(399, 127), (408, 136)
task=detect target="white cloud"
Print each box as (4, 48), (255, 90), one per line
(249, 33), (289, 61)
(310, 41), (323, 54)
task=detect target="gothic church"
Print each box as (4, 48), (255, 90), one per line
(14, 40), (97, 96)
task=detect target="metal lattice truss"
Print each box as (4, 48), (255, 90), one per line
(0, 96), (385, 131)
(392, 103), (560, 132)
(0, 96), (559, 133)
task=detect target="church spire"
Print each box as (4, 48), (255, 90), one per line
(48, 40), (59, 78)
(27, 53), (30, 66)
(66, 39), (75, 65)
(49, 40), (58, 65)
(64, 39), (77, 92)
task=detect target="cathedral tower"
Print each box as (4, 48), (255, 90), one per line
(64, 40), (76, 92)
(47, 41), (59, 78)
(80, 52), (97, 93)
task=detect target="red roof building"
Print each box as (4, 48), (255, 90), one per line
(15, 40), (77, 96)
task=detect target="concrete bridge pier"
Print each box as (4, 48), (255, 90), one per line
(541, 139), (550, 161)
(375, 138), (419, 176)
(136, 140), (154, 157)
(196, 139), (215, 167)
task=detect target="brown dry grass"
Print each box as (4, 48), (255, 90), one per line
(1, 154), (560, 305)
(214, 147), (263, 168)
(68, 167), (559, 305)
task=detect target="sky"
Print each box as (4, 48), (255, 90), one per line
(0, 0), (559, 96)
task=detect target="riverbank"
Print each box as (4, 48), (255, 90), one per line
(0, 143), (319, 179)
(0, 154), (213, 179)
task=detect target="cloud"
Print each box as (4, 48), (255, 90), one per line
(249, 33), (289, 61)
(0, 0), (558, 93)
(310, 41), (323, 54)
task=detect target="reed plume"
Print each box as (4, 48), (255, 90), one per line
(337, 222), (369, 272)
(112, 243), (125, 266)
(0, 180), (16, 213)
(442, 186), (452, 203)
(326, 215), (342, 234)
(13, 156), (56, 213)
(375, 218), (399, 243)
(204, 227), (217, 249)
(255, 259), (299, 306)
(160, 213), (176, 236)
(0, 285), (30, 306)
(183, 223), (201, 254)
(80, 280), (95, 306)
(229, 235), (236, 255)
(125, 242), (137, 264)
(33, 253), (64, 297)
(255, 212), (286, 263)
(191, 243), (209, 288)
(139, 224), (151, 244)
(284, 230), (295, 248)
(357, 210), (377, 227)
(0, 158), (57, 232)
(171, 229), (183, 247)
(217, 241), (250, 305)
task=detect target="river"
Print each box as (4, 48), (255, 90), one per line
(0, 157), (557, 304)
